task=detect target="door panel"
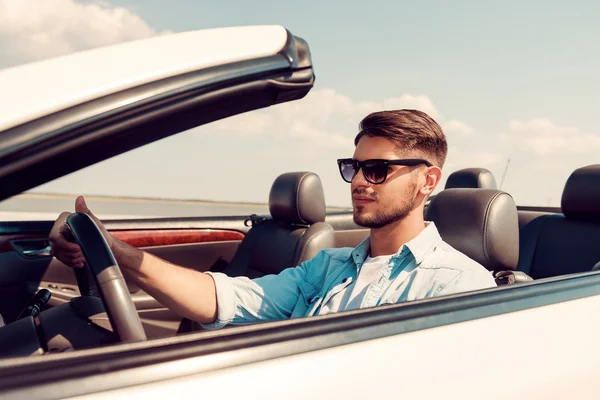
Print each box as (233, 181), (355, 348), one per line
(0, 251), (50, 285)
(42, 234), (243, 338)
(145, 241), (241, 272)
(0, 237), (52, 322)
(38, 239), (243, 338)
(0, 219), (247, 337)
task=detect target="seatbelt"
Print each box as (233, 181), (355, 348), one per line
(222, 215), (270, 278)
(244, 214), (270, 227)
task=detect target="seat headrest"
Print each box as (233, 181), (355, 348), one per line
(561, 165), (600, 221)
(425, 188), (519, 271)
(269, 172), (326, 225)
(445, 168), (497, 190)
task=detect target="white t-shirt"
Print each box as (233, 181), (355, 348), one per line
(318, 254), (393, 315)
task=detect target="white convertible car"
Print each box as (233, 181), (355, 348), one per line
(0, 25), (599, 400)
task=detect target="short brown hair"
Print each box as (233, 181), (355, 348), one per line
(354, 109), (448, 168)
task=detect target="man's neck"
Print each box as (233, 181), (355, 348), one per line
(369, 213), (426, 257)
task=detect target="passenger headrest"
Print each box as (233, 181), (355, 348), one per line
(561, 165), (600, 221)
(445, 168), (497, 189)
(269, 172), (326, 225)
(425, 189), (519, 271)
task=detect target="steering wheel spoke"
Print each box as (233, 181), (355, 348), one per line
(66, 213), (146, 343)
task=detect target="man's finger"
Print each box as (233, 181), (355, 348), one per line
(75, 196), (95, 219)
(75, 195), (106, 227)
(59, 249), (83, 258)
(49, 212), (70, 237)
(51, 234), (81, 252)
(58, 255), (86, 268)
(64, 255), (85, 265)
(58, 249), (81, 258)
(51, 238), (80, 252)
(56, 211), (71, 223)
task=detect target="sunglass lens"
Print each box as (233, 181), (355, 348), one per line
(340, 162), (357, 183)
(363, 163), (387, 183)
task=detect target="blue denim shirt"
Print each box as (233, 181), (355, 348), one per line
(201, 222), (497, 329)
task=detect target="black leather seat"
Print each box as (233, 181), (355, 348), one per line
(425, 188), (528, 285)
(224, 172), (335, 279)
(444, 168), (498, 189)
(518, 165), (600, 279)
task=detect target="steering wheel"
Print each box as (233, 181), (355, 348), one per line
(65, 212), (146, 343)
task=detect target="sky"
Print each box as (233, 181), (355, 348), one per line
(1, 0), (599, 209)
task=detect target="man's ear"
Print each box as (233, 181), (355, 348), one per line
(420, 166), (442, 196)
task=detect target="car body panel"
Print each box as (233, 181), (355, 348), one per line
(1, 271), (600, 399)
(0, 25), (289, 133)
(68, 294), (600, 400)
(0, 25), (314, 201)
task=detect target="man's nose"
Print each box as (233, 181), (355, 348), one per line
(352, 167), (371, 188)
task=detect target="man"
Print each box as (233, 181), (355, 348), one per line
(50, 109), (496, 329)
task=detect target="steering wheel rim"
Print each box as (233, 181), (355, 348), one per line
(66, 212), (147, 343)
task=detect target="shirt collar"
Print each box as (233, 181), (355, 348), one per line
(349, 221), (442, 266)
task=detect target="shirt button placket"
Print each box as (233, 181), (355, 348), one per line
(362, 262), (391, 308)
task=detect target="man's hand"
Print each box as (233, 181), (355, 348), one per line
(49, 196), (114, 268)
(49, 195), (219, 324)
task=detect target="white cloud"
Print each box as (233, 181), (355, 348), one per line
(285, 88), (356, 123)
(443, 119), (475, 137)
(463, 151), (503, 166)
(0, 0), (162, 68)
(206, 88), (358, 151)
(211, 112), (273, 136)
(287, 121), (354, 150)
(347, 94), (441, 121)
(507, 118), (600, 155)
(441, 146), (504, 183)
(380, 94), (441, 119)
(207, 88), (471, 153)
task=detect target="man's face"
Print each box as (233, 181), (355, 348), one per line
(350, 136), (422, 228)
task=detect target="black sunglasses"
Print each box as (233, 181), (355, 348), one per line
(337, 158), (432, 184)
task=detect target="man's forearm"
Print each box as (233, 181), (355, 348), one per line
(111, 238), (218, 324)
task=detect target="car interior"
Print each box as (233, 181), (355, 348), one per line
(1, 162), (599, 358)
(222, 171), (335, 279)
(517, 164), (600, 279)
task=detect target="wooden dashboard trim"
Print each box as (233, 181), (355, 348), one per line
(111, 229), (245, 248)
(0, 229), (245, 253)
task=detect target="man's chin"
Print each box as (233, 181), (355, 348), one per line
(353, 208), (411, 229)
(353, 211), (380, 228)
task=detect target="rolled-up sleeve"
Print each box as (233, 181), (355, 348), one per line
(201, 271), (237, 329)
(200, 256), (317, 330)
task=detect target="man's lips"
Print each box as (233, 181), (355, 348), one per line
(352, 196), (375, 205)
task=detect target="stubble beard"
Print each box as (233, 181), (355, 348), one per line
(353, 183), (419, 229)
